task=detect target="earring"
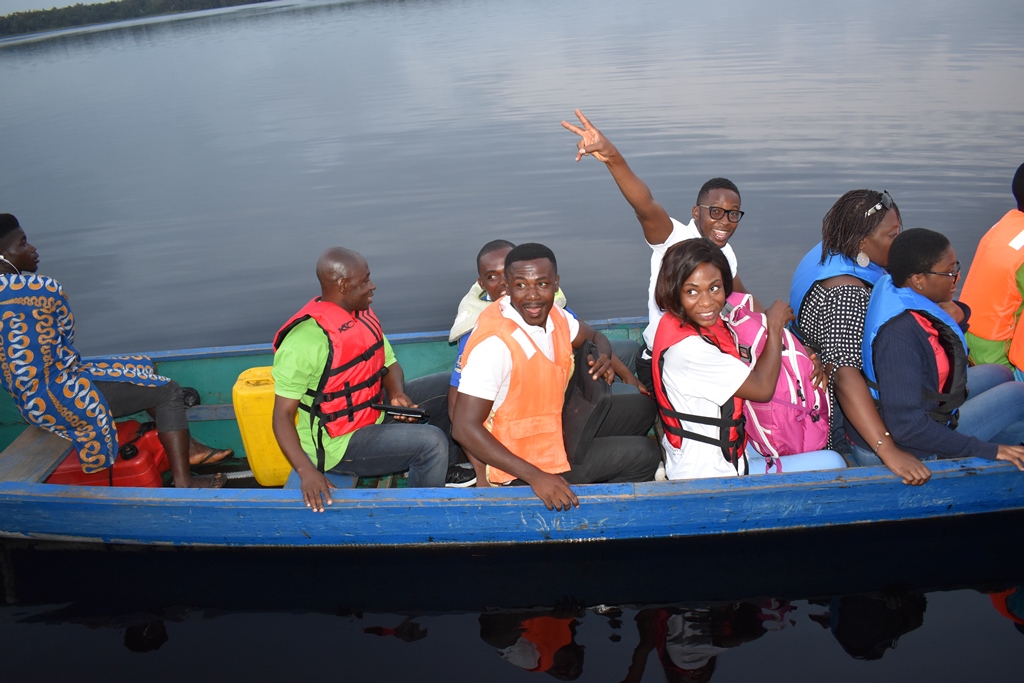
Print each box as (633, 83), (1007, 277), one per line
(856, 251), (870, 268)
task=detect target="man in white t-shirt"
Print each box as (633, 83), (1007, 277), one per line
(562, 109), (757, 390)
(452, 243), (660, 511)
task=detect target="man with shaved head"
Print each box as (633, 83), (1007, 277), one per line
(272, 247), (448, 511)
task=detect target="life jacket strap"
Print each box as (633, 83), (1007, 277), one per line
(316, 367), (388, 402)
(317, 392), (384, 424)
(327, 337), (385, 375)
(658, 405), (747, 468)
(869, 380), (962, 429)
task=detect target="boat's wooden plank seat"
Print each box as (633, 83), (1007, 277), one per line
(185, 404), (236, 422)
(0, 426), (73, 484)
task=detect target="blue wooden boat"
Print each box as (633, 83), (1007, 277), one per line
(1, 317), (1022, 548)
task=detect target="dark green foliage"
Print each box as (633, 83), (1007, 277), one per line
(0, 0), (273, 37)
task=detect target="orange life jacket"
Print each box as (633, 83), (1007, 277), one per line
(519, 617), (575, 672)
(274, 298), (387, 470)
(960, 209), (1024, 368)
(461, 303), (574, 484)
(651, 313), (747, 471)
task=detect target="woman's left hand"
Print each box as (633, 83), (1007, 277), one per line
(938, 300), (965, 324)
(996, 444), (1024, 471)
(809, 352), (825, 389)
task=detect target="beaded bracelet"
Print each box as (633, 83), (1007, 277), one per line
(873, 431), (891, 455)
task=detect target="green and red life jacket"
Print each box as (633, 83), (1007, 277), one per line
(274, 298), (387, 470)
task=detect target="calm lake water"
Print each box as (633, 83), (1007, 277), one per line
(2, 0), (1023, 355)
(3, 513), (1024, 681)
(2, 0), (1024, 679)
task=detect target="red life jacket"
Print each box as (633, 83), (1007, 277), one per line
(274, 298), (387, 470)
(651, 313), (747, 472)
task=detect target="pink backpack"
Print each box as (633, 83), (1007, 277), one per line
(723, 293), (829, 470)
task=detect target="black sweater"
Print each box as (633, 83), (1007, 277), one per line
(849, 311), (996, 460)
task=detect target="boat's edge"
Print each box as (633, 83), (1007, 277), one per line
(1, 458), (1020, 548)
(109, 317), (649, 362)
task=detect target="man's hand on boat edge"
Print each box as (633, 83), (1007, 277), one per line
(299, 470), (337, 513)
(526, 471), (580, 512)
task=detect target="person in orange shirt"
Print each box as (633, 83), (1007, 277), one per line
(452, 243), (659, 510)
(959, 162), (1024, 376)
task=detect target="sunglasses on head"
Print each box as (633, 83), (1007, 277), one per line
(864, 190), (893, 218)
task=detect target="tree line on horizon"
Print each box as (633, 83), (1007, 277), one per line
(0, 0), (273, 37)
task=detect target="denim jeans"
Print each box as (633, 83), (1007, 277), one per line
(850, 363), (1024, 466)
(329, 421), (448, 487)
(401, 371), (462, 465)
(746, 443), (847, 474)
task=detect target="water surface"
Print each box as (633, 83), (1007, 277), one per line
(1, 0), (1021, 354)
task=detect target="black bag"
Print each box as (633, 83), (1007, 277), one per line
(561, 340), (612, 465)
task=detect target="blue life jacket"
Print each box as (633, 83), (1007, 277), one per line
(862, 275), (969, 428)
(788, 243), (887, 332)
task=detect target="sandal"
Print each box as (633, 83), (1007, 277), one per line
(189, 447), (234, 467)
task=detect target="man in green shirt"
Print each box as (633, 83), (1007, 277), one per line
(272, 247), (448, 512)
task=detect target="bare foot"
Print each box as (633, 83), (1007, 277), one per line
(183, 473), (225, 489)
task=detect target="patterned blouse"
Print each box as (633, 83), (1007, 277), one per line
(798, 282), (872, 370)
(796, 282), (873, 447)
(0, 273), (169, 472)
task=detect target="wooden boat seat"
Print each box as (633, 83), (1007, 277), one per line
(0, 426), (73, 484)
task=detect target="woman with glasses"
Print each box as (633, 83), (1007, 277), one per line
(852, 228), (1024, 470)
(788, 190), (934, 484)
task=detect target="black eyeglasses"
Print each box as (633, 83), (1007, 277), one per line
(697, 205), (744, 223)
(924, 260), (961, 281)
(864, 190), (893, 218)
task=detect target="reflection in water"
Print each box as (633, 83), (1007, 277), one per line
(989, 585), (1024, 636)
(621, 602), (775, 683)
(480, 600), (588, 679)
(827, 592), (927, 661)
(8, 590), (1002, 680)
(3, 513), (1024, 679)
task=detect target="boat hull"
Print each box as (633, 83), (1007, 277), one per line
(0, 458), (1019, 547)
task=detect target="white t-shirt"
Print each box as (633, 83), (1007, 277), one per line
(660, 334), (750, 480)
(457, 297), (580, 412)
(643, 217), (739, 350)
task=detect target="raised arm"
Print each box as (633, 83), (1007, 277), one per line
(561, 109), (674, 245)
(451, 394), (579, 511)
